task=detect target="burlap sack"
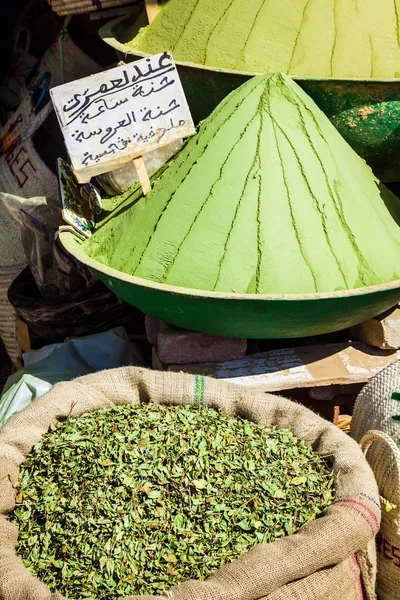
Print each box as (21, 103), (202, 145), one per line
(352, 361), (400, 600)
(352, 360), (400, 445)
(360, 431), (400, 600)
(0, 83), (58, 364)
(0, 367), (380, 600)
(0, 198), (26, 365)
(49, 0), (137, 16)
(0, 89), (58, 199)
(0, 21), (102, 197)
(35, 25), (101, 89)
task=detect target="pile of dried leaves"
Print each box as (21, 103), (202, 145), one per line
(12, 404), (335, 599)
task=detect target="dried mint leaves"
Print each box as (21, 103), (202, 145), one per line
(12, 403), (335, 599)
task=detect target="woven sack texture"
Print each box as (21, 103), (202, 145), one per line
(49, 0), (136, 16)
(0, 24), (102, 199)
(0, 198), (26, 364)
(0, 93), (58, 199)
(35, 27), (101, 89)
(360, 431), (400, 600)
(0, 367), (380, 600)
(352, 360), (400, 446)
(0, 91), (56, 362)
(0, 24), (103, 357)
(0, 266), (23, 365)
(0, 28), (38, 114)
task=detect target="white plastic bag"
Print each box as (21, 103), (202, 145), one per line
(0, 374), (52, 428)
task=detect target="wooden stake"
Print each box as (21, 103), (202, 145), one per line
(133, 156), (151, 195)
(144, 0), (159, 23)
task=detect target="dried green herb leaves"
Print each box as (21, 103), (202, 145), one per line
(12, 404), (334, 599)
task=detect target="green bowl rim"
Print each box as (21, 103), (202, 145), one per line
(59, 227), (400, 303)
(99, 9), (400, 84)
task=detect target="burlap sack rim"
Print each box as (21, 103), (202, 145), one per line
(0, 367), (381, 600)
(360, 429), (400, 600)
(352, 359), (400, 445)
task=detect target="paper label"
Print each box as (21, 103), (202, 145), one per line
(50, 52), (195, 183)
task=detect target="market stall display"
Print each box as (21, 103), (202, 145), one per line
(352, 360), (400, 444)
(0, 74), (54, 364)
(1, 193), (75, 302)
(0, 77), (58, 200)
(0, 368), (380, 600)
(83, 73), (400, 294)
(2, 5), (400, 599)
(7, 266), (143, 349)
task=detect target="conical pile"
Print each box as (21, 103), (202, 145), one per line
(128, 0), (400, 79)
(85, 73), (400, 295)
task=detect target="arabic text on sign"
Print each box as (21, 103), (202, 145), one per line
(50, 52), (195, 181)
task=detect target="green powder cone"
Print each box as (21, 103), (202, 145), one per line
(128, 0), (400, 79)
(85, 73), (400, 295)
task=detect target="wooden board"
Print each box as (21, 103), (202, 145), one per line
(145, 0), (159, 23)
(168, 342), (400, 393)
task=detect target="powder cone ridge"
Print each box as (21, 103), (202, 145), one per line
(128, 0), (400, 79)
(85, 73), (400, 295)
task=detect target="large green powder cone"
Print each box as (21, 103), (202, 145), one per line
(128, 0), (400, 79)
(85, 73), (400, 295)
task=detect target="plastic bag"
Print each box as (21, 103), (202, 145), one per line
(0, 375), (52, 428)
(0, 192), (26, 364)
(23, 343), (64, 367)
(8, 266), (143, 348)
(1, 193), (99, 300)
(0, 327), (145, 426)
(1, 193), (63, 300)
(95, 140), (182, 195)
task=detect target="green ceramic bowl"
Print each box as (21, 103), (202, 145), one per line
(60, 228), (400, 339)
(99, 10), (400, 182)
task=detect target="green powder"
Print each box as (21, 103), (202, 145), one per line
(128, 0), (400, 79)
(84, 73), (400, 295)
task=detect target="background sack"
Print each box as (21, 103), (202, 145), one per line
(0, 89), (47, 362)
(0, 86), (58, 199)
(0, 193), (100, 301)
(360, 431), (400, 600)
(0, 20), (104, 199)
(352, 359), (400, 446)
(0, 201), (26, 364)
(0, 367), (380, 600)
(48, 0), (139, 17)
(352, 361), (400, 600)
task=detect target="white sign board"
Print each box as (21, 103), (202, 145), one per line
(50, 52), (195, 183)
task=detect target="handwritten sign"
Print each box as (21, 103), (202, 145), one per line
(50, 52), (195, 183)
